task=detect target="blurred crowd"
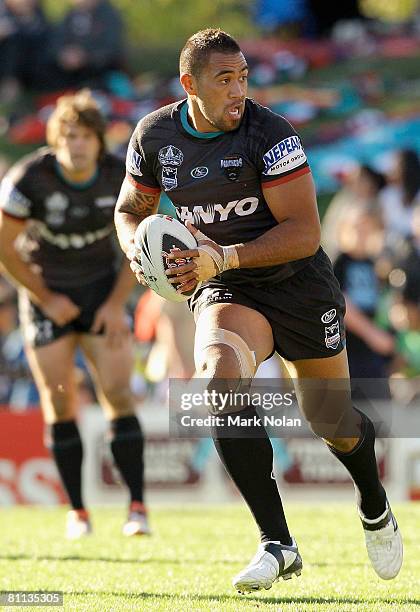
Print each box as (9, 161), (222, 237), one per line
(1, 0), (420, 411)
(323, 150), (420, 394)
(254, 0), (420, 37)
(0, 0), (127, 103)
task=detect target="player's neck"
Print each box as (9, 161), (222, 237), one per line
(56, 162), (98, 186)
(187, 99), (220, 133)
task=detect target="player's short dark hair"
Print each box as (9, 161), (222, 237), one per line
(46, 89), (106, 156)
(179, 28), (242, 78)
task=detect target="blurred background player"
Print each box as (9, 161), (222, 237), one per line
(333, 206), (395, 383)
(0, 90), (148, 539)
(322, 163), (386, 262)
(379, 149), (420, 246)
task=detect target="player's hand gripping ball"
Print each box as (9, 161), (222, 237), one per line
(133, 214), (201, 303)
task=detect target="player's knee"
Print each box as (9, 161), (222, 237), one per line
(40, 387), (74, 421)
(323, 409), (369, 452)
(201, 346), (257, 415)
(194, 328), (257, 415)
(100, 383), (134, 414)
(299, 386), (358, 440)
(194, 328), (256, 378)
(199, 344), (241, 378)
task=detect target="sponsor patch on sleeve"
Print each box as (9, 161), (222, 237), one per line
(126, 144), (143, 177)
(262, 136), (307, 176)
(0, 178), (31, 218)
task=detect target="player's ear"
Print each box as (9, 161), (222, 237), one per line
(180, 73), (196, 96)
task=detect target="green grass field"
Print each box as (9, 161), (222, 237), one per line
(0, 503), (419, 611)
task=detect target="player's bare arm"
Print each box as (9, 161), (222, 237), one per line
(166, 172), (320, 293)
(0, 211), (80, 325)
(114, 177), (160, 256)
(235, 171), (320, 268)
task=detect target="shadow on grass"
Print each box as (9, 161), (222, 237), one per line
(0, 554), (236, 565)
(67, 590), (420, 606)
(0, 554), (365, 568)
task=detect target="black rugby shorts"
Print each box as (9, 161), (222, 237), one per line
(19, 273), (116, 348)
(190, 251), (346, 361)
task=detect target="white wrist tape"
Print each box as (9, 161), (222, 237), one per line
(221, 245), (240, 271)
(194, 229), (239, 280)
(198, 244), (224, 273)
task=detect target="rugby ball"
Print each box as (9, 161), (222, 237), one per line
(134, 214), (201, 302)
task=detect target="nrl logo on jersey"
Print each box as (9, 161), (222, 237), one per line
(263, 136), (306, 176)
(158, 145), (184, 167)
(126, 144), (143, 176)
(0, 178), (31, 218)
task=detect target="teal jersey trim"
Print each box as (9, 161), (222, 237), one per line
(54, 160), (99, 190)
(180, 102), (224, 139)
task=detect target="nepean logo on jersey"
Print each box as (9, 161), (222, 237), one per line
(263, 136), (307, 176)
(179, 197), (259, 224)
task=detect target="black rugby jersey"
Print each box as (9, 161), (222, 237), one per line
(0, 148), (124, 287)
(126, 98), (318, 285)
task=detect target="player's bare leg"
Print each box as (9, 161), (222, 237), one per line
(194, 302), (302, 593)
(80, 334), (149, 536)
(284, 350), (403, 580)
(25, 334), (91, 539)
(25, 334), (78, 425)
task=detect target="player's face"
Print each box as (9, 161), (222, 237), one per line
(193, 52), (248, 132)
(55, 123), (101, 178)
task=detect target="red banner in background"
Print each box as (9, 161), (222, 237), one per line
(0, 409), (66, 505)
(0, 408), (204, 505)
(0, 407), (392, 505)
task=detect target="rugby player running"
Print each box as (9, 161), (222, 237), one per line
(0, 91), (149, 539)
(115, 30), (402, 592)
